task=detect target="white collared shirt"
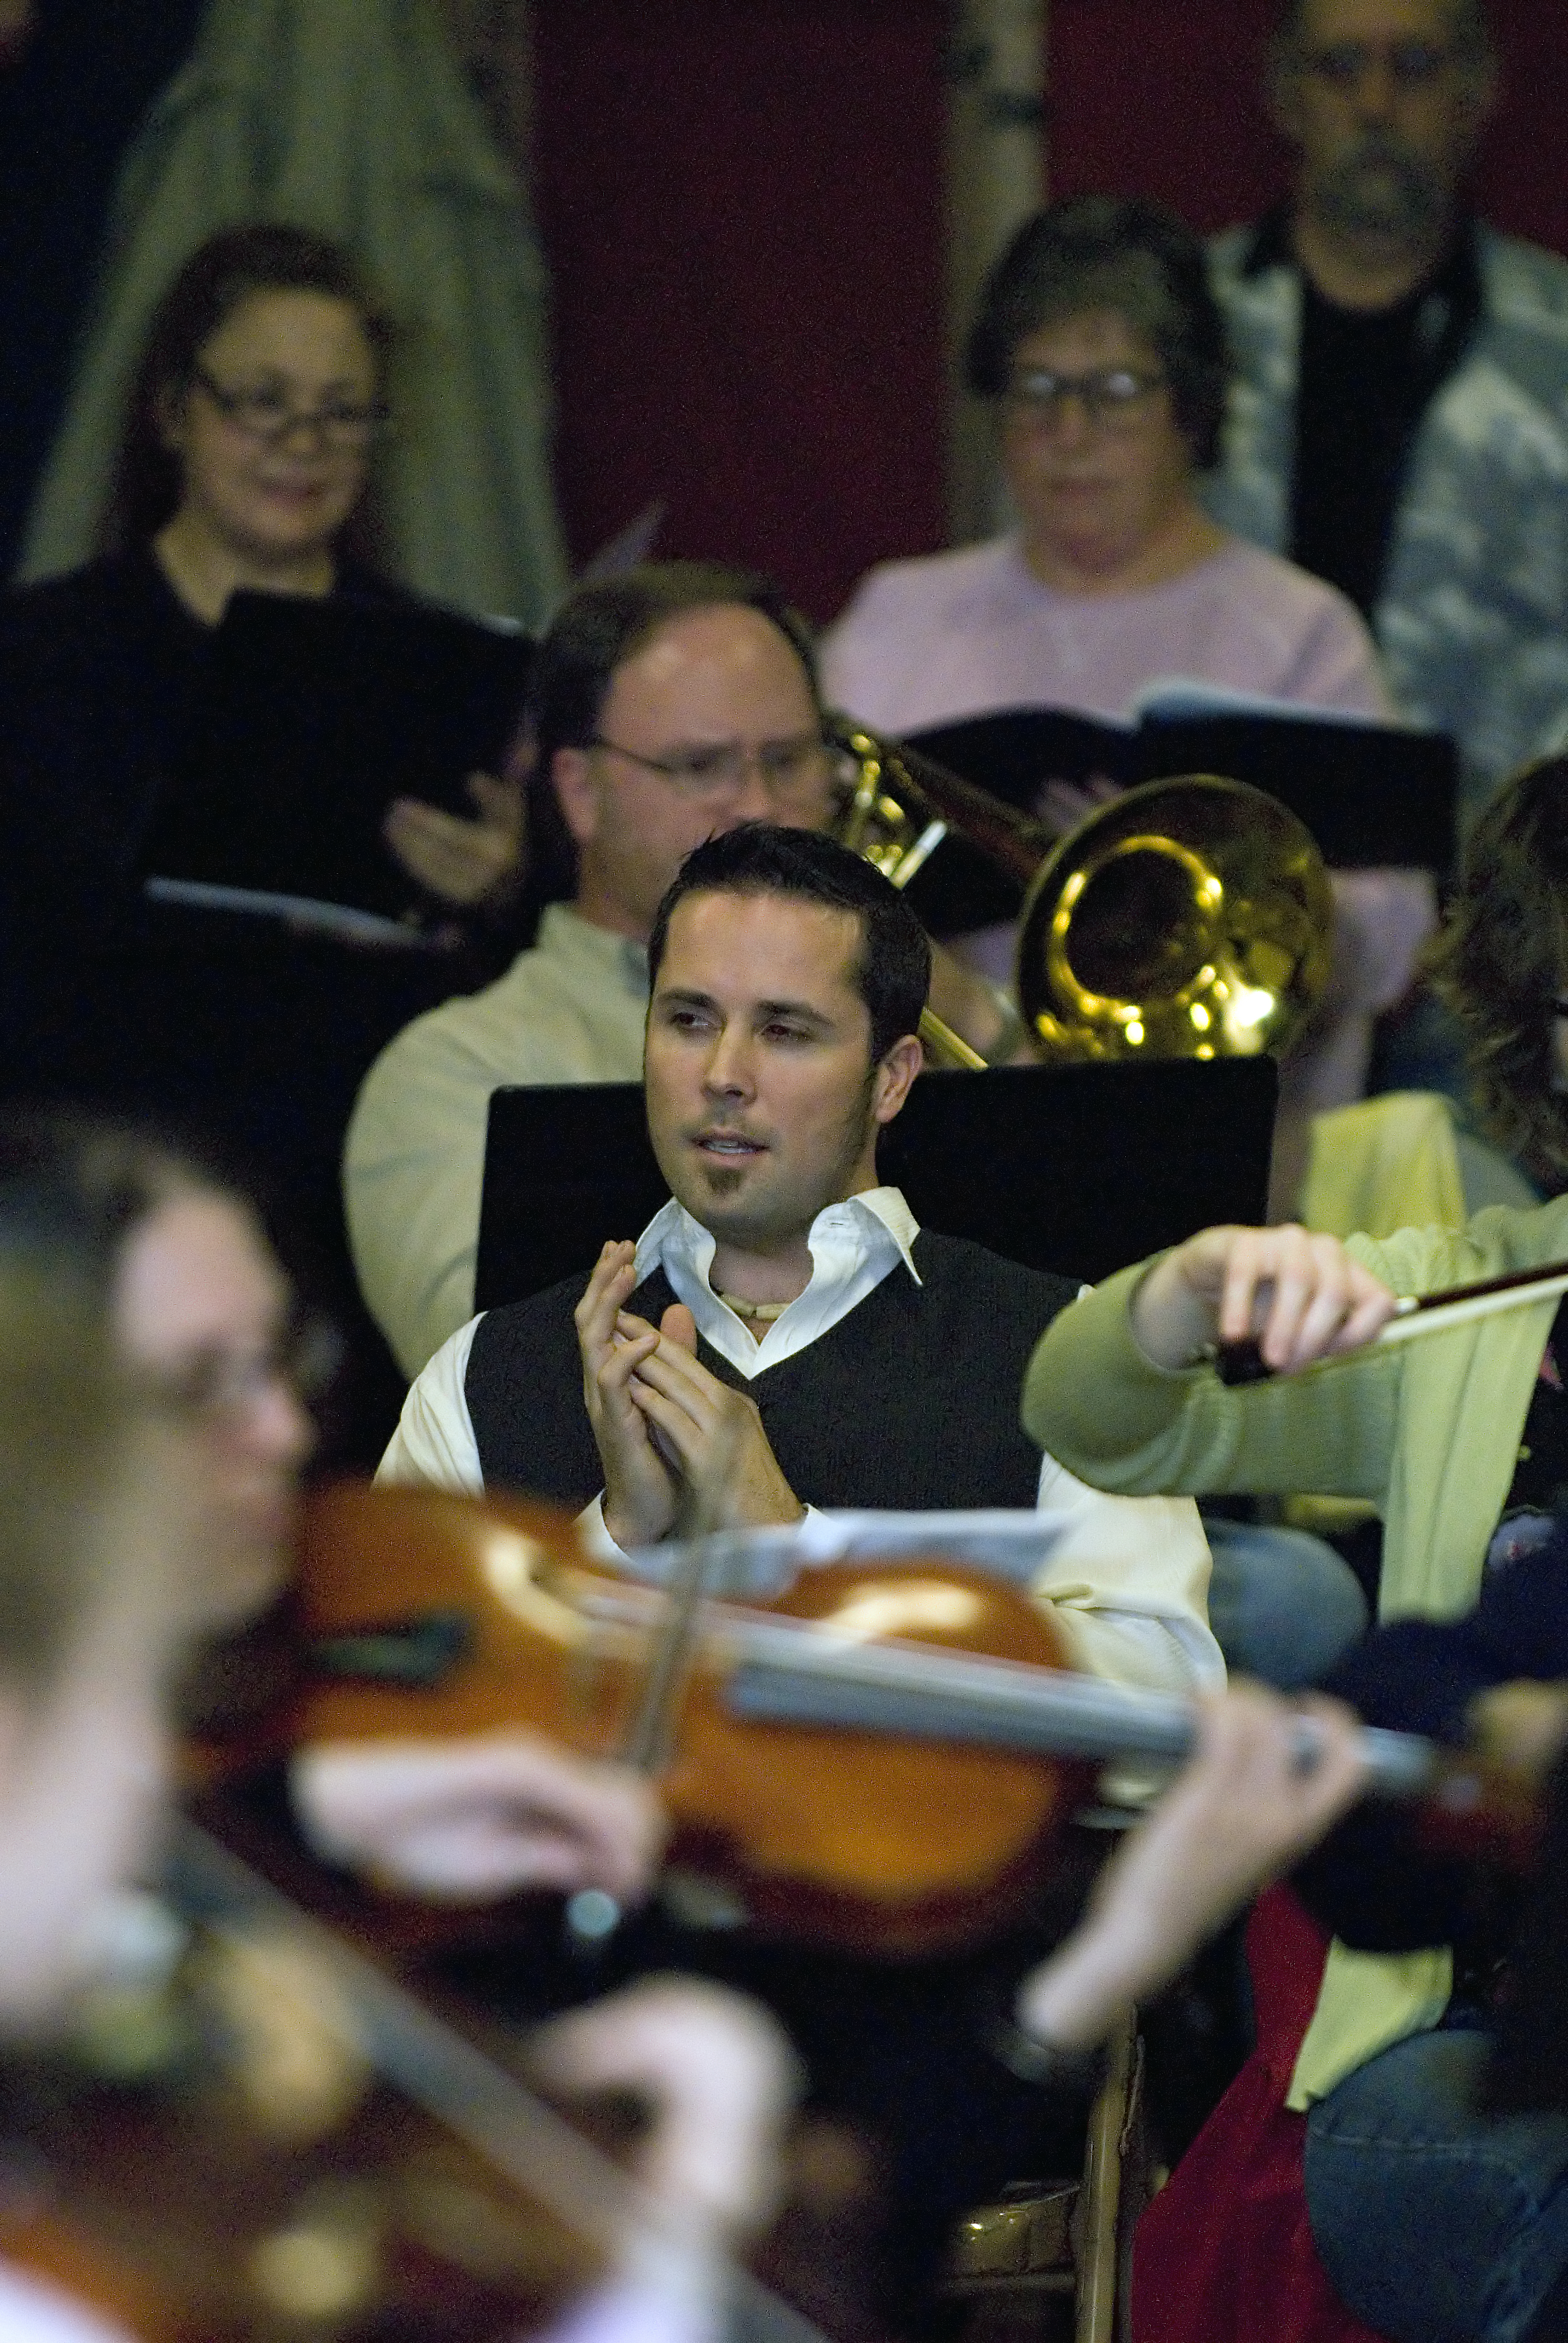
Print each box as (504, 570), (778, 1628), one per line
(377, 1185), (918, 1488)
(378, 1187), (1222, 1699)
(637, 1187), (921, 1378)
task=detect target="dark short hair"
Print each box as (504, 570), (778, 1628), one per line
(646, 824), (931, 1067)
(529, 562), (822, 779)
(965, 195), (1231, 471)
(0, 1104), (234, 1285)
(1428, 757), (1568, 1193)
(1272, 0), (1492, 70)
(103, 222), (393, 554)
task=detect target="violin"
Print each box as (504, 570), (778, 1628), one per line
(0, 1820), (819, 2343)
(290, 1485), (1547, 1962)
(295, 1484), (1087, 1959)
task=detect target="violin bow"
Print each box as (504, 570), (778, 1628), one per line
(564, 1531), (728, 1951)
(1214, 1257), (1568, 1384)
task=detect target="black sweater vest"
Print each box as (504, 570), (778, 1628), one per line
(464, 1231), (1077, 1512)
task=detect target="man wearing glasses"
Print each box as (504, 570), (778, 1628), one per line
(345, 561), (1018, 1377)
(1207, 0), (1568, 831)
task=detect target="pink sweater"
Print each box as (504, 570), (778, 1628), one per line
(821, 533), (1391, 734)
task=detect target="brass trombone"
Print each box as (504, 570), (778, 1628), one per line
(828, 720), (1331, 1069)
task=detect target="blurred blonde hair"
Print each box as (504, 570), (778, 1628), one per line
(1428, 756), (1568, 1195)
(0, 1257), (144, 1697)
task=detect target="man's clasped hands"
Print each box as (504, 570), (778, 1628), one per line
(577, 1240), (805, 1551)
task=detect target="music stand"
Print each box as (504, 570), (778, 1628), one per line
(142, 590), (534, 922)
(474, 1057), (1278, 1311)
(901, 707), (1457, 935)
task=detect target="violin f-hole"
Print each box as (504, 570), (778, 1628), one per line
(310, 1610), (473, 1689)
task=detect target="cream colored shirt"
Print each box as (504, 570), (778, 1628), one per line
(344, 904), (650, 1377)
(379, 1187), (1223, 1699)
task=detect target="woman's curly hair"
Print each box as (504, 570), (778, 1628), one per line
(1428, 755), (1568, 1194)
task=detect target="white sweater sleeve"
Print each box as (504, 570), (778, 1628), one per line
(376, 1319), (484, 1493)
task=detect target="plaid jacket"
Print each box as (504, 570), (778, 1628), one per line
(1205, 218), (1568, 830)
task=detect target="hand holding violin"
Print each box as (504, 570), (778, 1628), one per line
(290, 1731), (667, 1903)
(1131, 1222), (1399, 1379)
(1014, 1683), (1370, 2057)
(531, 1978), (800, 2250)
(578, 1242), (804, 1547)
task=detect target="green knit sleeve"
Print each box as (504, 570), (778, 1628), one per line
(1021, 1254), (1401, 1503)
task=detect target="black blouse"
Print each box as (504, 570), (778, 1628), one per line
(0, 546), (403, 1088)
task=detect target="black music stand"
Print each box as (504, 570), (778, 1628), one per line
(142, 589), (534, 922)
(474, 1057), (1278, 1311)
(899, 705), (1457, 934)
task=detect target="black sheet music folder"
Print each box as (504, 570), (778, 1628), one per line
(140, 590), (534, 922)
(900, 700), (1457, 935)
(475, 1056), (1276, 1312)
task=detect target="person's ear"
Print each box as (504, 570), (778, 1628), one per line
(551, 747), (600, 850)
(871, 1034), (923, 1128)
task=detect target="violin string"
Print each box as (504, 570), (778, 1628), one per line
(616, 1533), (720, 1775)
(571, 1554), (1436, 1796)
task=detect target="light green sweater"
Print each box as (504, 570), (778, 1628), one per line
(1022, 1194), (1568, 2103)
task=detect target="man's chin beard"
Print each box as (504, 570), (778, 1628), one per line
(1313, 149), (1448, 247)
(679, 1170), (792, 1258)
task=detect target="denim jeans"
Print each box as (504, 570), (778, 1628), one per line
(1203, 1518), (1369, 1689)
(1304, 2028), (1568, 2342)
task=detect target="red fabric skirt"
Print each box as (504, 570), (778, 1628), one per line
(1129, 1883), (1391, 2343)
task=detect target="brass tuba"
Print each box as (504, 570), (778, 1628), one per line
(828, 720), (1331, 1065)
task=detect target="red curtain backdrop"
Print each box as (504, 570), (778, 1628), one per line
(531, 0), (1568, 626)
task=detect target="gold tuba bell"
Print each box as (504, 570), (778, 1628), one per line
(828, 721), (1331, 1065)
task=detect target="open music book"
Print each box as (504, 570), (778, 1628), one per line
(139, 589), (532, 924)
(901, 688), (1455, 932)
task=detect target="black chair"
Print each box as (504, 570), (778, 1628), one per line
(475, 1056), (1278, 1311)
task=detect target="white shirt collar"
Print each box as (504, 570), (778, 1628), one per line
(632, 1187), (921, 1380)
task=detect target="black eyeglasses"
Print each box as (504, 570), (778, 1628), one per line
(145, 1311), (342, 1432)
(1004, 365), (1167, 429)
(589, 732), (833, 804)
(1298, 39), (1462, 93)
(191, 366), (390, 451)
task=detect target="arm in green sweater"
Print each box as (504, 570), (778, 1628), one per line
(1021, 1253), (1403, 1504)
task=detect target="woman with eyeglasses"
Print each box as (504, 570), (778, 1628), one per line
(0, 1101), (808, 2343)
(822, 196), (1420, 1110)
(826, 198), (1441, 1187)
(823, 194), (1390, 803)
(0, 224), (525, 1090)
